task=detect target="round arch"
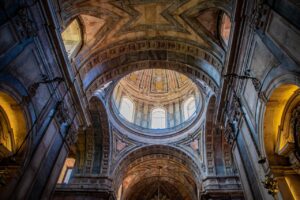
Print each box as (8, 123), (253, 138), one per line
(0, 88), (31, 198)
(111, 145), (202, 200)
(258, 73), (300, 162)
(263, 84), (299, 164)
(259, 73), (300, 199)
(204, 95), (217, 175)
(84, 60), (220, 101)
(0, 75), (33, 162)
(151, 107), (167, 129)
(81, 96), (111, 175)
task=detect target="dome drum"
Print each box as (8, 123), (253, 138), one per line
(106, 69), (206, 141)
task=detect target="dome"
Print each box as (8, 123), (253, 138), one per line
(111, 69), (202, 132)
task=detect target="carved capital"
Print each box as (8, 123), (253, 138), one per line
(65, 128), (78, 146)
(15, 8), (37, 38)
(251, 0), (270, 32)
(55, 102), (69, 125)
(224, 123), (235, 145)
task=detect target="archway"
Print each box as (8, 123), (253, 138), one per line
(71, 96), (111, 176)
(86, 96), (110, 175)
(112, 145), (201, 200)
(263, 83), (300, 199)
(0, 91), (28, 197)
(204, 95), (218, 175)
(0, 92), (27, 159)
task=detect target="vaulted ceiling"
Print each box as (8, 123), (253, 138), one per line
(57, 0), (233, 99)
(57, 1), (235, 199)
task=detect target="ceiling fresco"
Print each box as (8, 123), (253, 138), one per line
(117, 69), (196, 100)
(58, 0), (233, 99)
(55, 0), (236, 199)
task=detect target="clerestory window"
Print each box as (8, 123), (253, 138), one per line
(184, 96), (196, 120)
(61, 19), (82, 58)
(151, 108), (166, 129)
(119, 97), (134, 122)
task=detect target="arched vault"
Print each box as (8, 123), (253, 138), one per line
(112, 145), (201, 200)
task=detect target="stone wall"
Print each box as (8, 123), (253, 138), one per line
(0, 1), (84, 199)
(220, 0), (300, 199)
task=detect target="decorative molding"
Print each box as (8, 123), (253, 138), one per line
(15, 7), (38, 38)
(65, 127), (78, 146)
(251, 0), (270, 32)
(111, 128), (136, 163)
(86, 60), (220, 100)
(224, 91), (242, 145)
(291, 104), (300, 160)
(81, 39), (223, 73)
(261, 175), (278, 196)
(112, 0), (188, 34)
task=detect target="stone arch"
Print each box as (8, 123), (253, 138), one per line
(83, 50), (221, 99)
(204, 95), (218, 175)
(112, 145), (201, 200)
(259, 74), (300, 199)
(0, 76), (34, 198)
(258, 73), (300, 161)
(0, 75), (34, 162)
(263, 84), (299, 165)
(81, 96), (110, 175)
(0, 91), (27, 158)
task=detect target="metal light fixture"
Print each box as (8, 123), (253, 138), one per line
(223, 69), (262, 91)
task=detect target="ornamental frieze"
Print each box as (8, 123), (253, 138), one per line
(78, 39), (223, 72)
(86, 60), (220, 100)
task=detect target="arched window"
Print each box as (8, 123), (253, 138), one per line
(151, 108), (166, 129)
(184, 96), (196, 120)
(62, 19), (82, 58)
(220, 13), (231, 46)
(119, 97), (134, 122)
(57, 158), (76, 184)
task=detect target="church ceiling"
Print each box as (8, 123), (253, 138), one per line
(117, 69), (198, 101)
(112, 145), (199, 200)
(121, 159), (196, 200)
(58, 1), (234, 194)
(58, 0), (233, 97)
(60, 0), (232, 54)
